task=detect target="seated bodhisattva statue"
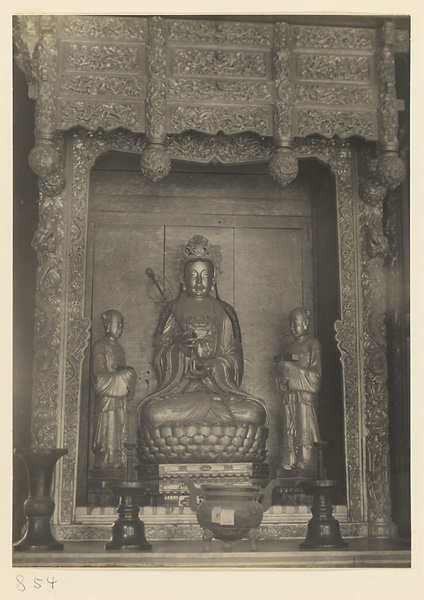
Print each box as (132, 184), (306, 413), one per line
(91, 310), (137, 469)
(275, 308), (322, 472)
(137, 236), (268, 463)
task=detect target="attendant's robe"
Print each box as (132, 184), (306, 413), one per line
(91, 336), (137, 468)
(276, 334), (321, 470)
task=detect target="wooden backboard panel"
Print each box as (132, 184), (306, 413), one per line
(80, 165), (314, 487)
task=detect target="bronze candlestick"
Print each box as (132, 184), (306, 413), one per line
(299, 442), (348, 550)
(104, 443), (153, 552)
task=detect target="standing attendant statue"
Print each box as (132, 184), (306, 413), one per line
(275, 308), (322, 472)
(91, 310), (137, 469)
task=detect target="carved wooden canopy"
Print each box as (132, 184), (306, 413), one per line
(13, 15), (409, 539)
(14, 15), (408, 188)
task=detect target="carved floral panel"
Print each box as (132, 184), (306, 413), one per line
(167, 78), (273, 103)
(63, 42), (142, 72)
(295, 83), (377, 107)
(168, 104), (272, 135)
(171, 48), (269, 78)
(297, 54), (371, 82)
(60, 74), (144, 98)
(294, 26), (375, 49)
(167, 19), (272, 46)
(58, 100), (144, 132)
(166, 131), (272, 164)
(59, 16), (147, 41)
(296, 109), (377, 140)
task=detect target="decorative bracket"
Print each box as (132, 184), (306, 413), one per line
(376, 21), (406, 190)
(140, 16), (171, 182)
(24, 16), (66, 197)
(269, 22), (298, 187)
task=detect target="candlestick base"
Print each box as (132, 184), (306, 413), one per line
(104, 481), (153, 552)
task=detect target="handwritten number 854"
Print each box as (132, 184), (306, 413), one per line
(16, 575), (57, 591)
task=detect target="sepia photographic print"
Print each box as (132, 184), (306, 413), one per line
(10, 2), (419, 596)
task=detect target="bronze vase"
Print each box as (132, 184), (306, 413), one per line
(13, 448), (67, 552)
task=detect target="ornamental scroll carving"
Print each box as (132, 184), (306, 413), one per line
(376, 22), (400, 152)
(273, 22), (293, 144)
(141, 16), (170, 182)
(374, 22), (406, 191)
(60, 75), (144, 98)
(56, 20), (146, 135)
(167, 132), (272, 164)
(297, 109), (376, 140)
(359, 146), (395, 534)
(297, 55), (371, 82)
(31, 17), (59, 146)
(167, 78), (272, 103)
(171, 49), (268, 78)
(59, 15), (146, 41)
(145, 16), (167, 143)
(169, 105), (272, 136)
(30, 138), (66, 450)
(13, 17), (36, 96)
(269, 23), (298, 187)
(167, 19), (272, 46)
(15, 17), (406, 151)
(27, 16), (67, 208)
(58, 100), (144, 132)
(296, 83), (376, 107)
(294, 25), (374, 49)
(54, 521), (366, 541)
(64, 43), (141, 72)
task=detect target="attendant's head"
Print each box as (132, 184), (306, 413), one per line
(101, 309), (124, 339)
(182, 258), (215, 300)
(288, 308), (309, 340)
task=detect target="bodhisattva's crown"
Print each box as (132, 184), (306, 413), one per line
(175, 235), (222, 277)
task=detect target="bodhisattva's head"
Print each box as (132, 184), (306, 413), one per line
(182, 258), (215, 300)
(101, 309), (124, 340)
(288, 308), (309, 340)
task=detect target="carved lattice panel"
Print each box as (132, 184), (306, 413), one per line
(56, 16), (147, 132)
(166, 19), (274, 136)
(292, 25), (379, 141)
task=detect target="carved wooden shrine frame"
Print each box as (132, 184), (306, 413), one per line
(15, 14), (407, 540)
(28, 128), (395, 539)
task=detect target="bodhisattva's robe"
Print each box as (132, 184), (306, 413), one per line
(139, 294), (266, 426)
(91, 336), (137, 468)
(276, 334), (321, 470)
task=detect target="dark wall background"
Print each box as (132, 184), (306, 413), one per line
(385, 52), (410, 540)
(310, 161), (345, 488)
(13, 61), (38, 541)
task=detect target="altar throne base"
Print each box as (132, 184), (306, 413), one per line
(71, 502), (352, 542)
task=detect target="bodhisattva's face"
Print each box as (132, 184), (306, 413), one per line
(184, 260), (214, 300)
(289, 313), (308, 340)
(108, 313), (124, 339)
